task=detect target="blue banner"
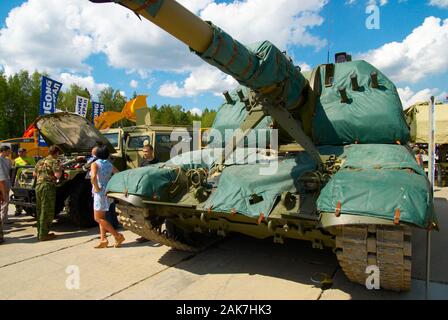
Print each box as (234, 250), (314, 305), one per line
(91, 101), (105, 123)
(38, 76), (62, 146)
(75, 95), (89, 117)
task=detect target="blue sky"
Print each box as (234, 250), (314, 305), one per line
(0, 0), (447, 113)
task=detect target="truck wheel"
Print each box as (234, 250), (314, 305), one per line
(24, 208), (36, 217)
(65, 178), (96, 228)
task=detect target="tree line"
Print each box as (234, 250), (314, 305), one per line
(0, 70), (217, 141)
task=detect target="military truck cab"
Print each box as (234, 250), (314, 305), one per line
(102, 125), (194, 170)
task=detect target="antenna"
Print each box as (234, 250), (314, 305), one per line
(327, 1), (330, 64)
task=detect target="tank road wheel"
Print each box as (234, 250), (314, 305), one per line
(116, 205), (218, 252)
(334, 224), (412, 291)
(65, 178), (96, 228)
(165, 219), (217, 248)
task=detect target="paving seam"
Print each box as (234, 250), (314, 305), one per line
(0, 237), (97, 269)
(101, 252), (197, 300)
(101, 238), (227, 300)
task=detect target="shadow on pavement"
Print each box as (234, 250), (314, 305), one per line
(157, 234), (339, 294)
(2, 214), (98, 244)
(155, 192), (448, 300)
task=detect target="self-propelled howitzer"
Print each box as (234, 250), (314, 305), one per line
(90, 0), (437, 292)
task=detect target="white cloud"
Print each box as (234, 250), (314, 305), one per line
(200, 0), (327, 50)
(146, 78), (156, 89)
(0, 0), (94, 75)
(189, 108), (203, 116)
(429, 0), (448, 9)
(367, 0), (388, 6)
(398, 86), (447, 109)
(360, 17), (448, 83)
(158, 65), (238, 98)
(129, 80), (138, 88)
(179, 0), (213, 14)
(58, 73), (109, 99)
(0, 0), (327, 100)
(299, 63), (312, 72)
(346, 0), (389, 5)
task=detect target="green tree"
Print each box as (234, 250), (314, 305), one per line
(0, 70), (219, 140)
(98, 87), (130, 127)
(201, 108), (217, 127)
(0, 72), (8, 140)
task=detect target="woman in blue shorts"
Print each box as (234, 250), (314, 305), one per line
(90, 145), (124, 248)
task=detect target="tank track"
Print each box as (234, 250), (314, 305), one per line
(334, 224), (412, 291)
(116, 205), (210, 252)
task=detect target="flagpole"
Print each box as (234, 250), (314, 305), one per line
(426, 96), (435, 299)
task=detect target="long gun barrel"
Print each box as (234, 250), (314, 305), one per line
(90, 0), (322, 167)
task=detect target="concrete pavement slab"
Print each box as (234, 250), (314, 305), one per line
(0, 214), (98, 268)
(411, 188), (448, 284)
(107, 235), (337, 300)
(0, 230), (191, 300)
(320, 269), (448, 300)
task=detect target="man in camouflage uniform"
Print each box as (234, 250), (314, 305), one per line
(34, 145), (62, 241)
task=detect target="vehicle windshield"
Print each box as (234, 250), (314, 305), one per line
(128, 135), (151, 149)
(103, 133), (119, 148)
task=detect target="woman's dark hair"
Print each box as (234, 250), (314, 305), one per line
(0, 145), (11, 152)
(96, 145), (110, 160)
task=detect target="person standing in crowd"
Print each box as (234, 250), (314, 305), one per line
(90, 145), (124, 248)
(0, 146), (12, 225)
(82, 145), (99, 178)
(139, 145), (159, 167)
(134, 144), (160, 243)
(13, 148), (36, 216)
(14, 148), (36, 166)
(84, 145), (119, 229)
(0, 155), (9, 244)
(34, 145), (63, 241)
(413, 145), (424, 168)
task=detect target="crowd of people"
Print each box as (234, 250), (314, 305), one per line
(0, 143), (159, 247)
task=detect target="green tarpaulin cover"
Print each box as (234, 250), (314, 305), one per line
(208, 87), (273, 148)
(107, 165), (178, 201)
(317, 144), (435, 228)
(197, 24), (307, 111)
(312, 61), (410, 145)
(207, 61), (411, 148)
(200, 152), (316, 218)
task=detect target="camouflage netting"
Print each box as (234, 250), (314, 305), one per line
(317, 144), (436, 228)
